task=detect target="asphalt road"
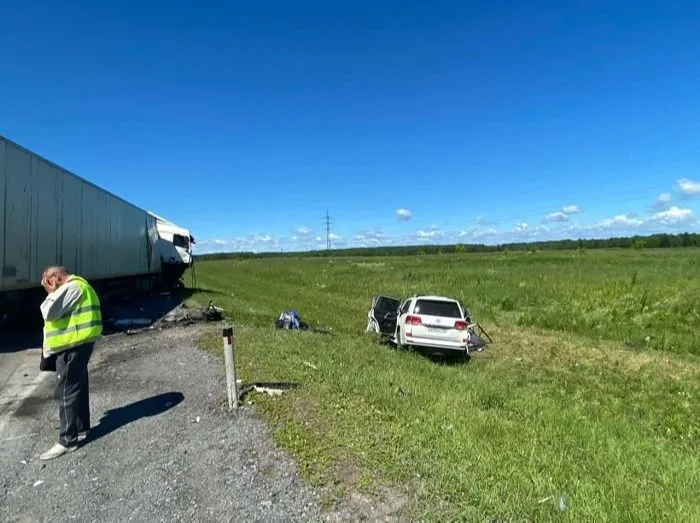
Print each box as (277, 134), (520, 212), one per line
(0, 324), (325, 522)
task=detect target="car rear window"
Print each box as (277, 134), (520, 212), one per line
(413, 299), (461, 318)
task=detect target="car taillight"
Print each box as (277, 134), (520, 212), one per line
(454, 320), (467, 330)
(405, 315), (422, 325)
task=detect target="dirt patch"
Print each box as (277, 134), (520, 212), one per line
(324, 478), (420, 522)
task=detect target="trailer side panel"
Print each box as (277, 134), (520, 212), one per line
(0, 137), (160, 293)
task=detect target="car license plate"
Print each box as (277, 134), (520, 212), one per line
(427, 327), (445, 334)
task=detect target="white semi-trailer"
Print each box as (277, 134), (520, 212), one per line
(0, 135), (194, 318)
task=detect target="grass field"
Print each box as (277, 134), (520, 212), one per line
(187, 248), (700, 521)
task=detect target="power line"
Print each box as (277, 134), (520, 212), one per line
(324, 210), (332, 250)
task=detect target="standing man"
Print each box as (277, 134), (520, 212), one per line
(39, 266), (102, 461)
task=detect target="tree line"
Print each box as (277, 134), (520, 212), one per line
(195, 232), (700, 261)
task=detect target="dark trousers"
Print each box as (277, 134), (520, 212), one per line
(54, 342), (94, 447)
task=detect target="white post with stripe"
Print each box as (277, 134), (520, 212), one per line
(222, 327), (239, 410)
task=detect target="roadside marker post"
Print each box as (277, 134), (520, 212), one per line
(222, 327), (239, 410)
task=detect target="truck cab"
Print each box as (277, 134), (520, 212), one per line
(148, 212), (195, 287)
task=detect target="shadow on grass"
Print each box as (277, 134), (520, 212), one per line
(308, 327), (336, 336)
(384, 343), (472, 366)
(371, 334), (479, 366)
(274, 324), (337, 336)
(82, 391), (184, 446)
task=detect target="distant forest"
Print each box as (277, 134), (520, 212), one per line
(195, 232), (700, 261)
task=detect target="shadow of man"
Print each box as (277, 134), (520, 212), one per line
(82, 391), (184, 445)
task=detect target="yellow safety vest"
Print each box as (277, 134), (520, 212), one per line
(43, 275), (103, 353)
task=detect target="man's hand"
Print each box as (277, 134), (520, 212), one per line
(41, 273), (64, 294)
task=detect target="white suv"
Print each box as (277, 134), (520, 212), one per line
(367, 294), (487, 358)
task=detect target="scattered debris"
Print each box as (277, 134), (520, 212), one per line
(253, 386), (286, 397)
(538, 494), (570, 512)
(159, 301), (224, 326)
(274, 310), (309, 330)
(116, 301), (225, 335)
(192, 416), (201, 423)
(302, 361), (318, 370)
(112, 318), (153, 328)
(236, 381), (301, 401)
(273, 310), (335, 335)
(33, 480), (44, 487)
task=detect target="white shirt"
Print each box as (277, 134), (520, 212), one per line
(40, 279), (83, 321)
(41, 279), (83, 355)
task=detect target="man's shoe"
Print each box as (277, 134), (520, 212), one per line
(40, 443), (77, 461)
(78, 431), (88, 442)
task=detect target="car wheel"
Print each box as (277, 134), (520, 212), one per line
(395, 328), (404, 350)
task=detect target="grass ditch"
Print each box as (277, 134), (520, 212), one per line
(188, 250), (700, 521)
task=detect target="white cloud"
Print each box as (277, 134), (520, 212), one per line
(195, 232), (280, 253)
(396, 208), (412, 221)
(294, 226), (313, 237)
(598, 214), (644, 229)
(249, 233), (275, 245)
(650, 193), (673, 211)
(414, 226), (442, 240)
(677, 178), (700, 198)
(353, 228), (389, 247)
(511, 223), (550, 239)
(541, 205), (581, 223)
(456, 227), (497, 239)
(649, 206), (693, 225)
(194, 194), (699, 254)
(562, 205), (582, 214)
(544, 211), (570, 222)
(472, 228), (498, 238)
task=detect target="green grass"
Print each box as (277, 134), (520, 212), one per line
(187, 249), (700, 521)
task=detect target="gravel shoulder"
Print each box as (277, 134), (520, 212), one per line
(0, 324), (326, 522)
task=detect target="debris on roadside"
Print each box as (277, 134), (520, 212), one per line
(274, 310), (309, 330)
(112, 318), (153, 328)
(107, 301), (225, 336)
(160, 301), (224, 326)
(252, 386), (286, 397)
(236, 381), (301, 401)
(273, 310), (335, 335)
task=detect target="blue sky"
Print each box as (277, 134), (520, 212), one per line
(2, 0), (699, 253)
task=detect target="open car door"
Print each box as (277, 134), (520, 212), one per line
(366, 295), (401, 336)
